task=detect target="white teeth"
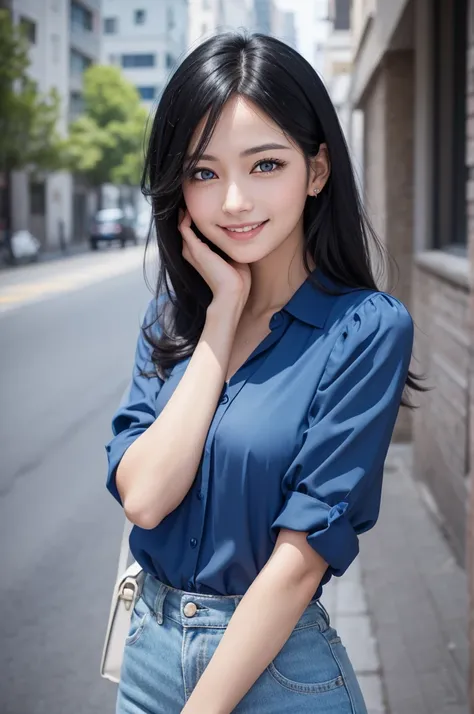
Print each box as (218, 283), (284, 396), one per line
(226, 222), (263, 233)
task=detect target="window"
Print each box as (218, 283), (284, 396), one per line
(70, 49), (92, 75)
(167, 6), (175, 30)
(70, 1), (93, 32)
(51, 34), (60, 63)
(432, 0), (467, 250)
(20, 16), (36, 44)
(121, 54), (155, 68)
(165, 53), (175, 69)
(134, 9), (146, 25)
(137, 86), (156, 100)
(333, 0), (351, 31)
(104, 17), (117, 34)
(69, 90), (84, 116)
(30, 182), (46, 216)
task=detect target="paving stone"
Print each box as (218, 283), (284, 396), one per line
(337, 613), (380, 673)
(359, 444), (469, 714)
(358, 674), (386, 713)
(336, 578), (368, 615)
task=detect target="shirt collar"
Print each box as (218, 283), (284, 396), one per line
(283, 267), (356, 329)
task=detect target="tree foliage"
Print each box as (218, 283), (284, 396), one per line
(66, 65), (149, 188)
(0, 9), (64, 174)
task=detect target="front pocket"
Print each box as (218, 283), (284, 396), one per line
(125, 596), (150, 647)
(267, 624), (344, 694)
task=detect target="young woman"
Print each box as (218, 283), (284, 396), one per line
(106, 31), (424, 714)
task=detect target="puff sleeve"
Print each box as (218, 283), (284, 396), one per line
(105, 298), (165, 505)
(271, 293), (414, 576)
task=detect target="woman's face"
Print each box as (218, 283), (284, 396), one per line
(182, 95), (327, 264)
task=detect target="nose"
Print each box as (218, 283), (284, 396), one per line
(222, 182), (253, 215)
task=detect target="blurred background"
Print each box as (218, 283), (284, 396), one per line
(0, 1), (473, 713)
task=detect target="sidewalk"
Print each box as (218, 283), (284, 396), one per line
(321, 443), (469, 714)
(0, 240), (89, 273)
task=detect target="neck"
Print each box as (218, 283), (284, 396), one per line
(245, 225), (315, 317)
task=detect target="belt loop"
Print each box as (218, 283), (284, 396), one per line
(317, 599), (331, 627)
(153, 582), (168, 625)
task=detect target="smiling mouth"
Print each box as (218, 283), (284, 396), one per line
(220, 220), (269, 236)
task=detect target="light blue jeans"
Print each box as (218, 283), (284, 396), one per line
(117, 574), (368, 713)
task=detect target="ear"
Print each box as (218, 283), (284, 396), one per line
(307, 143), (331, 198)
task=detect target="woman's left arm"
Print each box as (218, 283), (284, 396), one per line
(181, 528), (327, 714)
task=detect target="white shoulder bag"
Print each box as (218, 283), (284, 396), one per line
(100, 519), (144, 683)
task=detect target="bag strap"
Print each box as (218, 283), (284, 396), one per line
(116, 518), (133, 581)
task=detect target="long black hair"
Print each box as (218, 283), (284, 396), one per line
(141, 31), (428, 407)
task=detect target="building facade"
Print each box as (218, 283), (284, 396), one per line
(350, 0), (474, 657)
(272, 7), (297, 49)
(188, 0), (254, 48)
(349, 0), (474, 703)
(8, 0), (101, 249)
(101, 0), (188, 112)
(321, 0), (353, 139)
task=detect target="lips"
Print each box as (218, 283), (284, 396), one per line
(220, 220), (269, 241)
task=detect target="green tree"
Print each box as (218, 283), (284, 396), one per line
(66, 65), (149, 205)
(0, 9), (64, 246)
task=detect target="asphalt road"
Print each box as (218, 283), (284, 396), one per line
(0, 247), (153, 714)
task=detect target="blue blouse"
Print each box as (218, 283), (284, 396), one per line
(106, 270), (414, 599)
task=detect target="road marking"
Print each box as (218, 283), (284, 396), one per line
(0, 250), (145, 314)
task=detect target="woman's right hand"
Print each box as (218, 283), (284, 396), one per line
(179, 209), (251, 310)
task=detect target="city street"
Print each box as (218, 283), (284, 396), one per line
(0, 246), (151, 714)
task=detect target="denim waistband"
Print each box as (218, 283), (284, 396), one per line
(140, 574), (331, 631)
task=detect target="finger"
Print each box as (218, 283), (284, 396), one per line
(179, 209), (192, 231)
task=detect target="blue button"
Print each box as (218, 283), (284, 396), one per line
(197, 490), (203, 500)
(190, 537), (198, 548)
(220, 394), (229, 405)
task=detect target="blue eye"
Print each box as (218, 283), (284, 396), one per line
(257, 161), (277, 172)
(193, 168), (215, 181)
(253, 159), (285, 174)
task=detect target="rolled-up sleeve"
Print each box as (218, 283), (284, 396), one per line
(271, 293), (414, 576)
(105, 298), (165, 505)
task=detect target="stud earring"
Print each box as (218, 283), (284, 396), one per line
(313, 188), (319, 197)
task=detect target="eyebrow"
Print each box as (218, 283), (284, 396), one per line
(188, 143), (291, 162)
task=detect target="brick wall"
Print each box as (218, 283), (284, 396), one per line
(412, 265), (470, 562)
(362, 50), (414, 441)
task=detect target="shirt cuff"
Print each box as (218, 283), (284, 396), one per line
(271, 491), (359, 576)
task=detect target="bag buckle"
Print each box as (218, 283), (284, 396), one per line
(118, 578), (139, 611)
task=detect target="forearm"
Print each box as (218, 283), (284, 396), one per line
(117, 299), (241, 529)
(181, 530), (328, 714)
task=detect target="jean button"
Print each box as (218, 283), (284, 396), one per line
(190, 537), (198, 548)
(183, 602), (198, 618)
